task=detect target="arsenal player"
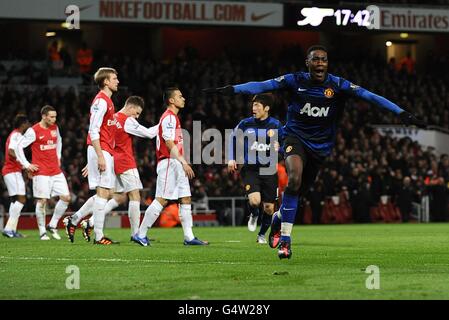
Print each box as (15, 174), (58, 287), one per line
(132, 87), (208, 247)
(64, 96), (158, 242)
(15, 106), (71, 240)
(1, 114), (30, 238)
(83, 67), (119, 245)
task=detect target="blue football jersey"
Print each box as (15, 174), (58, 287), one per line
(234, 72), (404, 158)
(229, 116), (282, 167)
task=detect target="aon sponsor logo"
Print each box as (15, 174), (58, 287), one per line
(300, 103), (330, 117)
(250, 141), (270, 152)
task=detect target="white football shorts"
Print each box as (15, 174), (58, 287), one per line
(32, 172), (70, 199)
(115, 168), (143, 193)
(87, 145), (115, 190)
(155, 158), (191, 200)
(3, 172), (26, 196)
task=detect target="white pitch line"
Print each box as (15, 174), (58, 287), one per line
(225, 240), (241, 243)
(0, 255), (245, 265)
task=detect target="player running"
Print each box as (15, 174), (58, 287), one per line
(14, 106), (71, 240)
(63, 96), (158, 242)
(204, 45), (426, 259)
(132, 87), (208, 246)
(1, 114), (31, 238)
(228, 93), (282, 244)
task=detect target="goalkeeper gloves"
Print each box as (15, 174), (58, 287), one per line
(202, 85), (235, 95)
(399, 111), (426, 128)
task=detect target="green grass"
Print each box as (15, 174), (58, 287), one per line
(1, 223), (449, 300)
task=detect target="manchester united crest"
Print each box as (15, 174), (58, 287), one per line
(324, 88), (334, 98)
(245, 185), (251, 191)
(267, 129), (275, 138)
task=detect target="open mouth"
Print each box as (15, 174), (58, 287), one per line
(314, 69), (325, 77)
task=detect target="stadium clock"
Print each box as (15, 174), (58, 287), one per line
(294, 6), (380, 30)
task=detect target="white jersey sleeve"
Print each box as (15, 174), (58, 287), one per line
(161, 115), (176, 141)
(8, 132), (22, 151)
(15, 127), (36, 169)
(88, 98), (107, 142)
(124, 117), (159, 139)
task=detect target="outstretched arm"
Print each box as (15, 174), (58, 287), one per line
(124, 117), (159, 139)
(203, 74), (293, 95)
(342, 80), (426, 128)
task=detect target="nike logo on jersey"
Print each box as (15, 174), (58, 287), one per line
(39, 135), (45, 140)
(300, 103), (330, 117)
(297, 88), (307, 92)
(246, 129), (255, 134)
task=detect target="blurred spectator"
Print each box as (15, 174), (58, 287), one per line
(427, 177), (449, 222)
(77, 42), (93, 75)
(396, 176), (414, 222)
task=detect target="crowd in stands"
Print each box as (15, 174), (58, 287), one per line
(1, 43), (448, 224)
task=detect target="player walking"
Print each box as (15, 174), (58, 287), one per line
(132, 87), (208, 246)
(1, 114), (30, 238)
(15, 106), (71, 240)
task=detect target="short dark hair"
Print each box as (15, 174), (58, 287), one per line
(14, 114), (29, 129)
(41, 105), (56, 116)
(163, 87), (180, 105)
(307, 45), (328, 57)
(252, 93), (274, 110)
(94, 67), (118, 89)
(125, 96), (144, 109)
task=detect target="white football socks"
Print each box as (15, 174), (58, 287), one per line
(88, 197), (119, 226)
(71, 195), (96, 225)
(93, 197), (107, 241)
(128, 200), (141, 236)
(35, 201), (47, 235)
(281, 222), (293, 238)
(138, 200), (163, 238)
(48, 200), (69, 229)
(4, 201), (24, 232)
(179, 204), (195, 241)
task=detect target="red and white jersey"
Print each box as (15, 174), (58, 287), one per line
(2, 129), (23, 176)
(87, 91), (116, 155)
(15, 123), (62, 176)
(156, 109), (184, 163)
(114, 112), (158, 174)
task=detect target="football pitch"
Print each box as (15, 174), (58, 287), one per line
(1, 223), (449, 300)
